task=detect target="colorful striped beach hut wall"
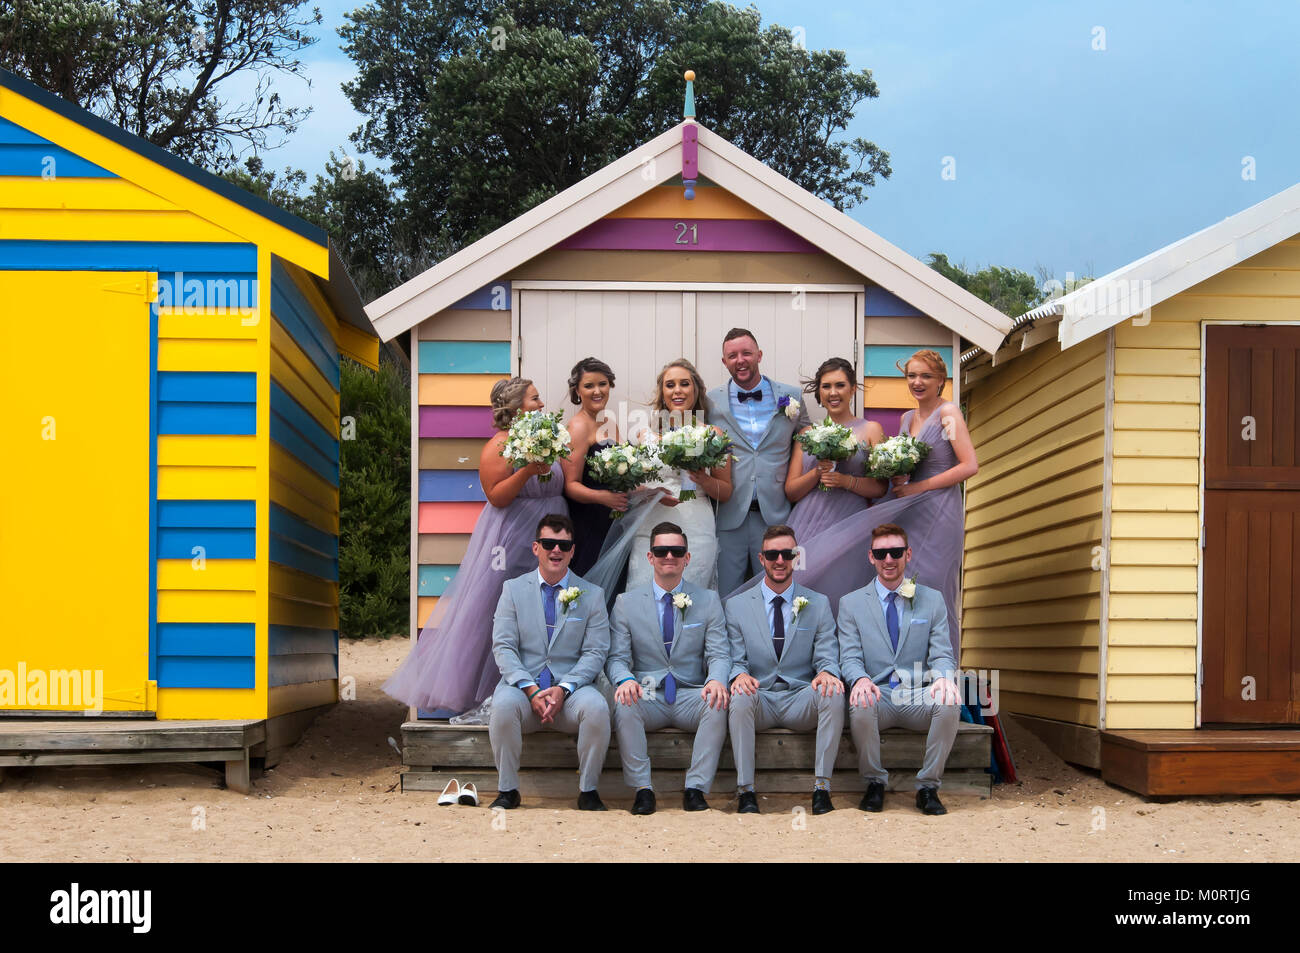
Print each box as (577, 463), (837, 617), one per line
(0, 67), (378, 739)
(365, 88), (1013, 675)
(958, 182), (1300, 795)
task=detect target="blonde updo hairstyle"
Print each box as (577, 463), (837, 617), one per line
(490, 376), (534, 431)
(896, 348), (949, 387)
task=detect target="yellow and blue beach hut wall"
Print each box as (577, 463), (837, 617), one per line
(0, 68), (378, 721)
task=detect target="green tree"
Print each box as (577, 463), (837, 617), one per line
(341, 0), (891, 256)
(0, 0), (322, 170)
(926, 253), (1046, 320)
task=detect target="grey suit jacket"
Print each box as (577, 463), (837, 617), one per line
(606, 580), (730, 689)
(725, 583), (839, 690)
(705, 377), (811, 531)
(837, 582), (956, 689)
(491, 571), (610, 691)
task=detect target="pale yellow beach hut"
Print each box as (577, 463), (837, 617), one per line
(958, 183), (1300, 795)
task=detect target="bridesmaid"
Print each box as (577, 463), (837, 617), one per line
(784, 356), (887, 539)
(561, 357), (628, 576)
(382, 377), (567, 716)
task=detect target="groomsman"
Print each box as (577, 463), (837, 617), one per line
(607, 522), (731, 815)
(726, 525), (844, 814)
(705, 328), (811, 595)
(488, 514), (612, 811)
(838, 523), (962, 815)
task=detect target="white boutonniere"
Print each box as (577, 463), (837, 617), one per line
(558, 586), (582, 613)
(897, 576), (917, 602)
(791, 595), (810, 619)
(776, 394), (799, 420)
(672, 592), (692, 614)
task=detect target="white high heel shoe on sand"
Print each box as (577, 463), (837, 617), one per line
(437, 779), (461, 806)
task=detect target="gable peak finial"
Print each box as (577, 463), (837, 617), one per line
(683, 70), (696, 120)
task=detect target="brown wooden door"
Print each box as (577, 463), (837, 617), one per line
(1202, 325), (1300, 723)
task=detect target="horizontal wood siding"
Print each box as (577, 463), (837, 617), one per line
(963, 334), (1107, 727)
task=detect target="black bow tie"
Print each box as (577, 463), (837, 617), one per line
(737, 389), (763, 403)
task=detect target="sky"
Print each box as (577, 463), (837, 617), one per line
(262, 0), (1300, 284)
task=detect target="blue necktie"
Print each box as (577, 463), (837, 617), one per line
(661, 591), (677, 704)
(538, 582), (559, 690)
(886, 591), (900, 689)
(771, 594), (785, 660)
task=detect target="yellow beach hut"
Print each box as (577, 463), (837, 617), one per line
(0, 67), (379, 790)
(959, 182), (1300, 795)
(366, 84), (1014, 792)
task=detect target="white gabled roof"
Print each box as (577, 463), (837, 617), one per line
(366, 121), (1013, 352)
(1021, 181), (1300, 350)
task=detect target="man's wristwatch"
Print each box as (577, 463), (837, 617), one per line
(561, 686), (572, 699)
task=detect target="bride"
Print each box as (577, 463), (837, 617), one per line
(624, 359), (732, 590)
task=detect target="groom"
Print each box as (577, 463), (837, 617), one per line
(837, 523), (962, 815)
(607, 522), (731, 815)
(487, 514), (611, 811)
(705, 328), (810, 595)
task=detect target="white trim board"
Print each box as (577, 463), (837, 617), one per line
(365, 121), (1012, 353)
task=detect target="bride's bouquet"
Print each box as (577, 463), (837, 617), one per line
(795, 421), (859, 492)
(586, 443), (662, 518)
(500, 410), (571, 482)
(654, 425), (734, 500)
(866, 434), (931, 480)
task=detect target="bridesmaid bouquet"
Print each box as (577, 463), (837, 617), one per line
(654, 425), (734, 500)
(500, 410), (571, 482)
(795, 422), (859, 492)
(586, 443), (662, 518)
(866, 434), (931, 480)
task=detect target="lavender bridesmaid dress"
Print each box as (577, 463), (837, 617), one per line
(786, 418), (871, 540)
(382, 462), (567, 714)
(727, 410), (965, 661)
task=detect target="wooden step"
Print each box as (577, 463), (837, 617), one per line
(1101, 728), (1300, 796)
(400, 721), (994, 796)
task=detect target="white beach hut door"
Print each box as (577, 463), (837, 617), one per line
(518, 290), (688, 433)
(694, 291), (859, 422)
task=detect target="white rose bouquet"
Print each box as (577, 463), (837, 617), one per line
(865, 434), (931, 481)
(586, 443), (662, 518)
(500, 410), (571, 482)
(654, 425), (734, 500)
(795, 422), (859, 492)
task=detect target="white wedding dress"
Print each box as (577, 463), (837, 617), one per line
(624, 467), (719, 591)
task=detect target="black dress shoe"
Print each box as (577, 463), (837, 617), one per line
(683, 788), (710, 812)
(916, 787), (948, 816)
(737, 791), (760, 814)
(577, 790), (607, 811)
(811, 789), (834, 815)
(858, 781), (884, 813)
(489, 789), (520, 810)
(631, 789), (656, 815)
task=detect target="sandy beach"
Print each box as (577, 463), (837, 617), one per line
(0, 637), (1295, 862)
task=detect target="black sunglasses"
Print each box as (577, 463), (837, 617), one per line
(535, 538), (574, 552)
(650, 545), (687, 558)
(870, 546), (906, 560)
(760, 548), (797, 562)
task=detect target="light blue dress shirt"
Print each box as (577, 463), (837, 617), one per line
(728, 376), (776, 446)
(759, 579), (796, 637)
(874, 576), (903, 686)
(517, 569), (575, 694)
(650, 578), (685, 645)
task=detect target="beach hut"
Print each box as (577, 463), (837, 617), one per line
(958, 183), (1300, 795)
(0, 67), (379, 790)
(366, 78), (1013, 793)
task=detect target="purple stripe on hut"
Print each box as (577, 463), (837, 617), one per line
(419, 405), (497, 438)
(557, 218), (820, 253)
(682, 124), (698, 179)
(864, 408), (905, 439)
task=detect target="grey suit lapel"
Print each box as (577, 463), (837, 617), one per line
(754, 379), (787, 449)
(750, 587), (777, 667)
(864, 586), (893, 658)
(647, 586), (671, 663)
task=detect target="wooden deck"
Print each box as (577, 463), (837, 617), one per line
(400, 721), (994, 797)
(0, 706), (332, 794)
(1101, 729), (1300, 796)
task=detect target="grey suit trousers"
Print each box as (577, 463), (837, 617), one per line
(848, 687), (960, 789)
(717, 509), (767, 596)
(489, 684), (611, 793)
(612, 691), (727, 793)
(729, 685), (845, 788)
